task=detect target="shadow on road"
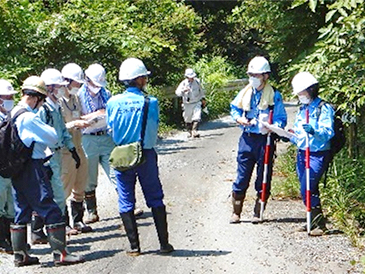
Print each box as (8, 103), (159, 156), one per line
(140, 249), (231, 257)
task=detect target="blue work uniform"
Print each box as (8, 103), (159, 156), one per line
(230, 87), (287, 197)
(106, 86), (164, 213)
(37, 98), (75, 214)
(11, 103), (62, 225)
(0, 112), (15, 219)
(78, 85), (116, 192)
(290, 97), (334, 208)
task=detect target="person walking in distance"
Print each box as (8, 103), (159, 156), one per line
(60, 63), (92, 233)
(10, 76), (84, 266)
(289, 71), (334, 236)
(106, 57), (174, 256)
(230, 56), (287, 224)
(0, 79), (18, 254)
(175, 68), (206, 138)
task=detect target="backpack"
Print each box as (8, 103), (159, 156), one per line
(317, 100), (346, 158)
(0, 108), (35, 178)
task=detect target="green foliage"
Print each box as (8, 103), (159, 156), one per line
(193, 55), (238, 118)
(321, 155), (365, 246)
(0, 0), (202, 92)
(272, 144), (301, 199)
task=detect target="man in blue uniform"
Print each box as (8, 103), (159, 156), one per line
(10, 76), (84, 266)
(106, 58), (174, 256)
(230, 56), (287, 224)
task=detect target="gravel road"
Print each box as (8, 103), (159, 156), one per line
(0, 102), (363, 274)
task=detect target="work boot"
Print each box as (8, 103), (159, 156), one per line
(192, 121), (200, 138)
(309, 207), (327, 237)
(31, 213), (48, 245)
(84, 191), (99, 224)
(134, 207), (144, 218)
(296, 207), (327, 236)
(230, 192), (245, 224)
(65, 206), (79, 236)
(120, 211), (140, 256)
(252, 194), (268, 224)
(0, 216), (13, 254)
(71, 201), (92, 233)
(11, 224), (39, 267)
(46, 223), (85, 265)
(186, 123), (193, 138)
(152, 206), (174, 253)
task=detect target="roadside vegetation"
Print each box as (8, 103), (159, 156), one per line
(1, 0), (364, 249)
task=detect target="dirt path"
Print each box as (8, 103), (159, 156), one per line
(0, 103), (363, 273)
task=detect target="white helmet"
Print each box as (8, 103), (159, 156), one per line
(61, 63), (85, 84)
(0, 79), (17, 95)
(247, 56), (271, 74)
(41, 68), (68, 86)
(85, 63), (107, 87)
(291, 72), (319, 95)
(119, 58), (151, 81)
(184, 68), (196, 78)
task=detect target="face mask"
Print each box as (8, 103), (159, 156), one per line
(2, 100), (14, 111)
(249, 77), (262, 89)
(54, 87), (66, 99)
(69, 87), (79, 95)
(88, 85), (101, 94)
(298, 95), (311, 105)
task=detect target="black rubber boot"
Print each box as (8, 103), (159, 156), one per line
(31, 213), (48, 245)
(46, 223), (85, 265)
(120, 211), (140, 256)
(310, 207), (327, 236)
(84, 191), (99, 224)
(230, 192), (245, 224)
(186, 123), (192, 138)
(192, 121), (200, 138)
(152, 206), (174, 253)
(11, 224), (39, 267)
(0, 216), (13, 254)
(65, 206), (79, 236)
(71, 201), (92, 233)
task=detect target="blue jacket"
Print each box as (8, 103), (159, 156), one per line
(291, 97), (334, 151)
(106, 87), (159, 149)
(230, 88), (287, 133)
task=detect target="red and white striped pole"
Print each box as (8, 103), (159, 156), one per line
(260, 109), (273, 222)
(305, 109), (311, 234)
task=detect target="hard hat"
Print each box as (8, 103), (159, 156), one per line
(119, 58), (151, 81)
(0, 79), (17, 95)
(247, 56), (271, 74)
(184, 68), (196, 78)
(61, 63), (85, 84)
(85, 63), (107, 87)
(41, 68), (68, 86)
(291, 72), (319, 95)
(22, 76), (48, 96)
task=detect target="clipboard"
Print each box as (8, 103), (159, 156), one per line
(261, 121), (297, 139)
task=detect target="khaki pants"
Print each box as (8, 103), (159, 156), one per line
(61, 146), (88, 203)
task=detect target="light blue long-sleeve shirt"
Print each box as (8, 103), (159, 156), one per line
(230, 88), (287, 133)
(37, 98), (75, 150)
(12, 103), (58, 159)
(106, 87), (159, 149)
(291, 97), (334, 151)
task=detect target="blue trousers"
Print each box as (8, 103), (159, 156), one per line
(115, 149), (164, 213)
(11, 159), (62, 225)
(232, 132), (275, 197)
(296, 150), (331, 208)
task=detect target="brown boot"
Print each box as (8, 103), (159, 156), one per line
(230, 192), (245, 224)
(84, 191), (99, 224)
